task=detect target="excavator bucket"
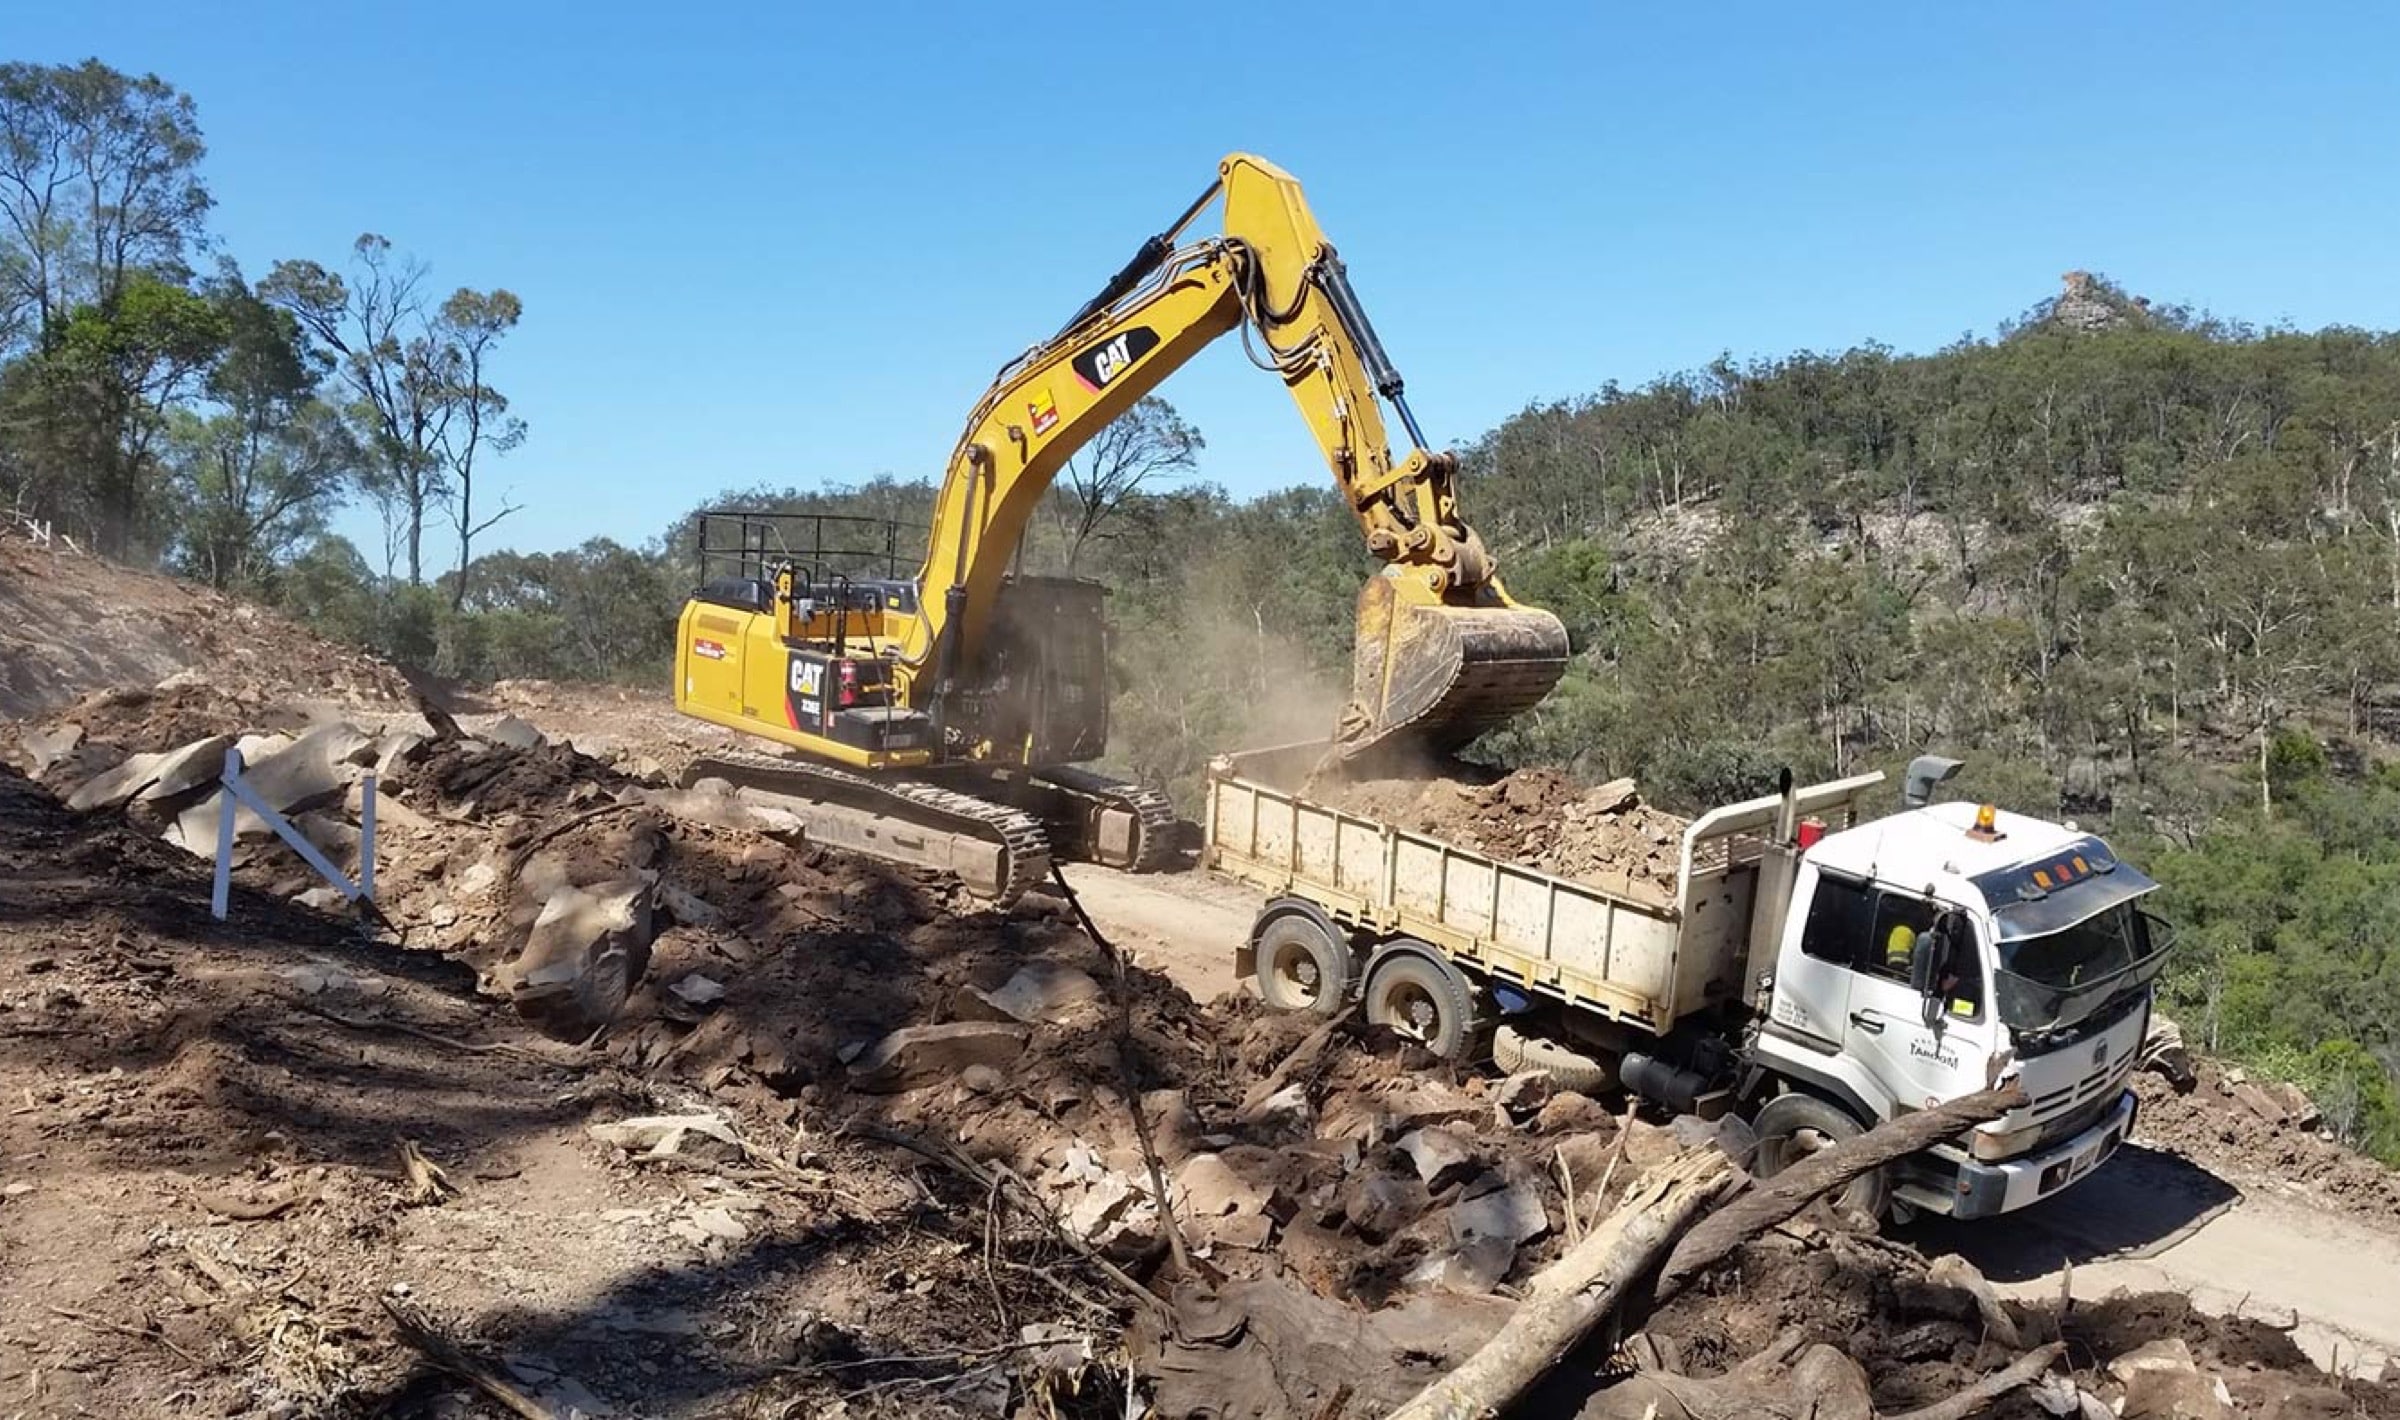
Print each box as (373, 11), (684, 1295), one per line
(1339, 573), (1571, 761)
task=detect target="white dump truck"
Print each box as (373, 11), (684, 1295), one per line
(1204, 744), (2174, 1221)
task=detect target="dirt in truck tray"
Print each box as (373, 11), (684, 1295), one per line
(1325, 762), (1689, 901)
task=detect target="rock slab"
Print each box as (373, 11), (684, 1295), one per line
(847, 1021), (1031, 1094)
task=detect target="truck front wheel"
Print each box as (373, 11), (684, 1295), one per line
(1253, 909), (1354, 1017)
(1751, 1092), (1889, 1226)
(1363, 950), (1490, 1062)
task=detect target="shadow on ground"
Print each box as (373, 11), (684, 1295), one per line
(1907, 1142), (2244, 1282)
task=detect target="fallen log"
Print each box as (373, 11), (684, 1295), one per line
(1882, 1342), (2064, 1420)
(1656, 1084), (2028, 1298)
(1385, 1149), (1737, 1420)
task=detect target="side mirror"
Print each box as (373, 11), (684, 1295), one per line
(1909, 913), (1964, 998)
(1908, 929), (1940, 996)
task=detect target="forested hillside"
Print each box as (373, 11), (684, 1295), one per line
(7, 59), (2398, 1160)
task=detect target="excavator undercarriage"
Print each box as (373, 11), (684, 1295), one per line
(680, 748), (1174, 906)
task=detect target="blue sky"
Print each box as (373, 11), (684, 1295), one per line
(14, 2), (2399, 558)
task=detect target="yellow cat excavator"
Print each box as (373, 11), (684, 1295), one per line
(672, 153), (1569, 904)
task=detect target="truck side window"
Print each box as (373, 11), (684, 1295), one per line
(1800, 875), (1873, 964)
(1867, 891), (1942, 983)
(1941, 938), (1986, 1021)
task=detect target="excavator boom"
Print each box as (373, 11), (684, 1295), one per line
(898, 153), (1569, 761)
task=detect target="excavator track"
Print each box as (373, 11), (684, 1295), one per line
(1030, 765), (1182, 873)
(685, 748), (1051, 908)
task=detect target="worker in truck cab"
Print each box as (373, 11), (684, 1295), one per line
(1884, 921), (1918, 974)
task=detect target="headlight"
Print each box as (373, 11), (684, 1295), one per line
(1971, 1121), (2043, 1162)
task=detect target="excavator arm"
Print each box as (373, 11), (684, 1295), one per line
(897, 153), (1569, 760)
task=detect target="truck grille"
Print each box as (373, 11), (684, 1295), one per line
(2025, 1039), (2137, 1148)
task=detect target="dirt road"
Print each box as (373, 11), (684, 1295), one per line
(1935, 1145), (2400, 1380)
(1057, 860), (1264, 998)
(1068, 860), (2400, 1382)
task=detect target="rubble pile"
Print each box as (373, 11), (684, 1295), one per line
(12, 680), (1627, 1301)
(2134, 1060), (2400, 1224)
(1587, 1228), (2382, 1420)
(11, 661), (2400, 1414)
(1330, 765), (1688, 902)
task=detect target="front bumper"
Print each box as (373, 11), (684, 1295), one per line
(1900, 1088), (2138, 1220)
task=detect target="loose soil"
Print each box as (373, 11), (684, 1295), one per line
(2133, 1064), (2400, 1226)
(0, 536), (415, 719)
(1328, 764), (1688, 902)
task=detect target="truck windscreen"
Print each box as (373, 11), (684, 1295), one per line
(1991, 901), (2172, 1035)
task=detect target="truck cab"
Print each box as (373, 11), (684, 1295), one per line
(1752, 799), (2173, 1219)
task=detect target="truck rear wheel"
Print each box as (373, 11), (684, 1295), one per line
(1363, 949), (1490, 1063)
(1493, 1024), (1619, 1093)
(1752, 1092), (1889, 1226)
(1253, 909), (1353, 1017)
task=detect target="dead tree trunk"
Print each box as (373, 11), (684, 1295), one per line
(1656, 1085), (2028, 1299)
(1385, 1150), (1737, 1420)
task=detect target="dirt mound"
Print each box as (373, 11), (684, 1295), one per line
(1329, 765), (1687, 902)
(0, 535), (414, 719)
(8, 674), (2396, 1415)
(2133, 1064), (2400, 1226)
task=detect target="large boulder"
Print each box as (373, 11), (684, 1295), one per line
(2138, 1011), (2196, 1091)
(136, 734), (239, 804)
(65, 749), (169, 811)
(1341, 1168), (1431, 1242)
(168, 722), (373, 851)
(479, 715), (548, 750)
(1396, 1125), (1481, 1193)
(501, 876), (659, 1042)
(2108, 1337), (2231, 1420)
(1449, 1173), (1549, 1246)
(953, 962), (1104, 1027)
(19, 724), (83, 780)
(1174, 1153), (1268, 1219)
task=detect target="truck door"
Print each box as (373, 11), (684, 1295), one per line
(1769, 867), (1873, 1052)
(1842, 889), (1991, 1112)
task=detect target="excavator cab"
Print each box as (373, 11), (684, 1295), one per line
(951, 576), (1112, 765)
